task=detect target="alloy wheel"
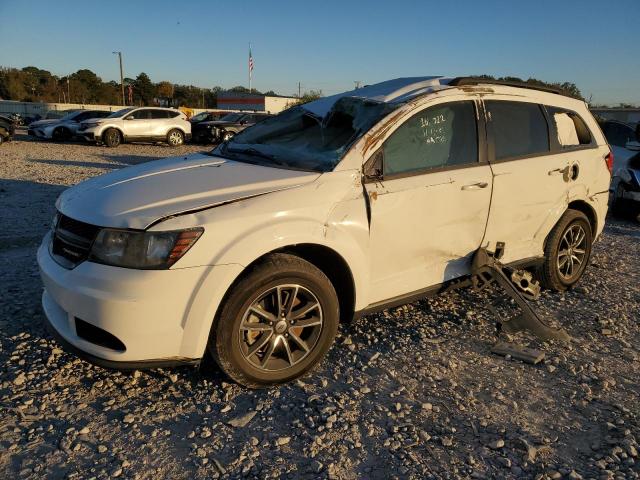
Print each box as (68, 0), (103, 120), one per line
(238, 284), (323, 372)
(556, 224), (587, 280)
(168, 130), (183, 146)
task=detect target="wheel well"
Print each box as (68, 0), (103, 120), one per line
(243, 244), (356, 323)
(567, 200), (597, 235)
(104, 127), (124, 139)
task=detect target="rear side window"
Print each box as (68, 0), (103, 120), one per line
(486, 101), (549, 160)
(382, 101), (478, 176)
(550, 109), (592, 147)
(602, 121), (636, 147)
(166, 110), (181, 118)
(150, 110), (169, 119)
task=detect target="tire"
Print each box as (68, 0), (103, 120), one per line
(103, 128), (121, 148)
(610, 182), (635, 218)
(209, 253), (339, 388)
(167, 129), (184, 147)
(540, 210), (593, 291)
(52, 127), (71, 142)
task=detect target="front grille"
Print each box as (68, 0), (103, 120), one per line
(51, 214), (100, 268)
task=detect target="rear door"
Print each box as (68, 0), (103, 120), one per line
(363, 98), (493, 304)
(482, 99), (568, 263)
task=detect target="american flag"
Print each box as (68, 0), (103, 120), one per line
(249, 47), (254, 73)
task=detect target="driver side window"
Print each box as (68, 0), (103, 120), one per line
(382, 101), (478, 176)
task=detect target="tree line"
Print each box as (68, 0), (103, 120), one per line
(2, 66), (631, 108)
(0, 66), (289, 108)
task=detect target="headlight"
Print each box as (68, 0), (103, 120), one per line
(82, 122), (101, 128)
(89, 228), (203, 269)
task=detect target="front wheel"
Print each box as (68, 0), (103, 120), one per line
(209, 253), (339, 388)
(102, 128), (121, 148)
(52, 127), (71, 142)
(540, 210), (592, 291)
(167, 129), (184, 147)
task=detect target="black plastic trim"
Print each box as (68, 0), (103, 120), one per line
(42, 313), (200, 371)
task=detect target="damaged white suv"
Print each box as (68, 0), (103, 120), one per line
(38, 77), (612, 387)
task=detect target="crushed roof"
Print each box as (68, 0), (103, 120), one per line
(302, 76), (453, 117)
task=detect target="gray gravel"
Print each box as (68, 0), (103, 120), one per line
(1, 132), (639, 479)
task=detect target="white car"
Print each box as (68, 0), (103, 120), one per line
(76, 107), (191, 147)
(38, 77), (611, 387)
(28, 110), (111, 141)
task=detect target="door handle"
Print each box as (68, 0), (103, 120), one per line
(461, 182), (489, 190)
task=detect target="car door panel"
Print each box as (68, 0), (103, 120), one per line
(362, 98), (492, 305)
(365, 165), (492, 303)
(481, 99), (569, 264)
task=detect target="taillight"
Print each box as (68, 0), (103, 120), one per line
(605, 149), (614, 175)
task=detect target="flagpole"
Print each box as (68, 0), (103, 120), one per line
(249, 42), (252, 93)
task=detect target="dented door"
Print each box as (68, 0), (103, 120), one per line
(363, 99), (492, 304)
(482, 99), (570, 263)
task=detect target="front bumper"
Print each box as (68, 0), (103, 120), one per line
(37, 234), (209, 366)
(28, 127), (51, 139)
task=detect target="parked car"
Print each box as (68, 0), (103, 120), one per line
(0, 115), (15, 144)
(190, 111), (233, 143)
(76, 107), (191, 147)
(192, 112), (271, 144)
(28, 110), (112, 141)
(600, 120), (640, 215)
(38, 77), (611, 387)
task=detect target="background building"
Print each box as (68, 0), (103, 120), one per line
(216, 93), (296, 114)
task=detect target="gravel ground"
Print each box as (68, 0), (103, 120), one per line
(1, 132), (639, 480)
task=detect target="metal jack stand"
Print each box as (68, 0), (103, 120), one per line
(471, 243), (571, 344)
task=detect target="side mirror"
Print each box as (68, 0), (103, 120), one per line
(124, 116), (134, 120)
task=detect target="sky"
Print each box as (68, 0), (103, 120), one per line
(0, 0), (638, 105)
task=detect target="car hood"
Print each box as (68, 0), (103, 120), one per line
(56, 153), (320, 229)
(30, 119), (61, 128)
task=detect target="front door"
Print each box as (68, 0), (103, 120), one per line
(364, 99), (493, 304)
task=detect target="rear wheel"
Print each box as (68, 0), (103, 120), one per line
(167, 129), (184, 147)
(209, 253), (339, 388)
(540, 210), (592, 291)
(103, 128), (121, 148)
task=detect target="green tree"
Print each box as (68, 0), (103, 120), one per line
(134, 72), (155, 105)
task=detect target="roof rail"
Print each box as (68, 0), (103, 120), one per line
(449, 77), (565, 96)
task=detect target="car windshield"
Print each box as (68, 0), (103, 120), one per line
(191, 112), (210, 122)
(107, 107), (135, 118)
(213, 98), (398, 172)
(219, 113), (244, 122)
(58, 110), (81, 121)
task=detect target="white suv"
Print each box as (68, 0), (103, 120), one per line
(38, 77), (611, 387)
(77, 107), (191, 147)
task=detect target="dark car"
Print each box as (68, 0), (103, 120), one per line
(190, 111), (230, 142)
(600, 120), (640, 217)
(192, 112), (272, 144)
(0, 115), (16, 145)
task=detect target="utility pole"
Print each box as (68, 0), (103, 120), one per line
(67, 76), (71, 103)
(113, 51), (125, 106)
(298, 82), (301, 98)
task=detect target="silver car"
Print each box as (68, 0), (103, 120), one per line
(77, 107), (192, 147)
(28, 110), (111, 141)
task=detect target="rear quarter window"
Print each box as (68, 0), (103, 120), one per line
(550, 109), (592, 147)
(486, 101), (549, 160)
